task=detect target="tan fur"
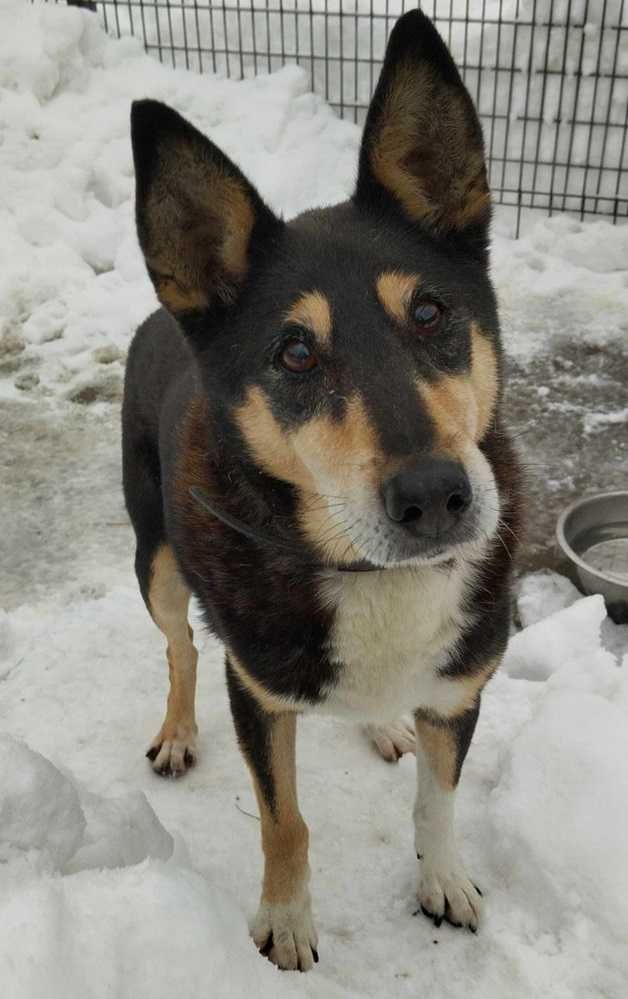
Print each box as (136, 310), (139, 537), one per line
(153, 278), (209, 315)
(142, 139), (255, 314)
(419, 324), (498, 454)
(284, 291), (332, 344)
(370, 62), (490, 231)
(235, 385), (315, 490)
(415, 658), (500, 789)
(236, 387), (385, 489)
(434, 657), (499, 720)
(250, 713), (310, 906)
(148, 545), (198, 744)
(235, 387), (388, 562)
(415, 717), (458, 790)
(468, 325), (499, 441)
(376, 271), (419, 324)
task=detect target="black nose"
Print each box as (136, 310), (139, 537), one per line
(382, 459), (472, 538)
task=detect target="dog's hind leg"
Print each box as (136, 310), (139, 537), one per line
(140, 544), (199, 776)
(226, 657), (318, 972)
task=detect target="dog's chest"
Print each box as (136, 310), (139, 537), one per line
(317, 565), (472, 721)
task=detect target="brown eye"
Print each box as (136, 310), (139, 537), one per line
(280, 339), (318, 373)
(414, 300), (442, 332)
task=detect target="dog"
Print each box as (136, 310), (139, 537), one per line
(122, 9), (523, 971)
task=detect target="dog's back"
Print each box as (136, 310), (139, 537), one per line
(122, 308), (196, 604)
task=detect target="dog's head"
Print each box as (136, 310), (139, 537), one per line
(131, 11), (502, 569)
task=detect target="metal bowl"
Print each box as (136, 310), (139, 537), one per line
(556, 491), (628, 623)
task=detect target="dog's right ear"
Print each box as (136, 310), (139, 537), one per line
(131, 100), (282, 319)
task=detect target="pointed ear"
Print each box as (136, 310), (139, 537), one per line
(131, 100), (281, 317)
(355, 11), (490, 249)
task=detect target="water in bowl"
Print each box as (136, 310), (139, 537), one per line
(573, 523), (628, 583)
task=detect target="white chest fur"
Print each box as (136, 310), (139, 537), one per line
(317, 562), (475, 722)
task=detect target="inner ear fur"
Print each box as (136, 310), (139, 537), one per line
(355, 11), (490, 243)
(131, 100), (281, 316)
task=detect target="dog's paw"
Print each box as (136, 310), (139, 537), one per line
(416, 862), (483, 931)
(146, 722), (198, 777)
(253, 894), (319, 972)
(363, 717), (416, 762)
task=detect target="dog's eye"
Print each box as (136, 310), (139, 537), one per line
(413, 300), (442, 332)
(280, 339), (318, 373)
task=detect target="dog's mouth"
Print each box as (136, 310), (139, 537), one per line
(323, 511), (491, 571)
(313, 455), (501, 570)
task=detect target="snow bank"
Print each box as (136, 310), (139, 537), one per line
(0, 729), (355, 999)
(0, 862), (264, 999)
(516, 568), (582, 627)
(1, 576), (627, 998)
(504, 594), (610, 681)
(0, 737), (86, 868)
(2, 0), (627, 402)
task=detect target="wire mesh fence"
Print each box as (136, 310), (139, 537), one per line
(62, 0), (627, 235)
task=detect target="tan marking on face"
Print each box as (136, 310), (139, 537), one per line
(468, 324), (499, 441)
(376, 271), (419, 324)
(418, 323), (498, 456)
(147, 544), (198, 747)
(234, 386), (315, 490)
(284, 291), (332, 345)
(235, 387), (387, 562)
(370, 62), (490, 231)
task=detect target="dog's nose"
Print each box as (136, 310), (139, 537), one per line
(382, 459), (472, 537)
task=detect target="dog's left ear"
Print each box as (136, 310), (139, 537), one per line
(355, 10), (490, 251)
(131, 100), (282, 318)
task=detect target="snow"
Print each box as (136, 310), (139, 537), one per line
(1, 3), (627, 997)
(2, 578), (627, 998)
(516, 569), (582, 628)
(504, 594), (611, 681)
(2, 0), (627, 401)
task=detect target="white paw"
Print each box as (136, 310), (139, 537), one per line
(416, 860), (483, 931)
(252, 892), (319, 972)
(146, 722), (198, 777)
(364, 717), (416, 762)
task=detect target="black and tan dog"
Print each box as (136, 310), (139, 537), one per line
(122, 9), (522, 971)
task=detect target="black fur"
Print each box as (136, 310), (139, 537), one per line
(225, 656), (276, 813)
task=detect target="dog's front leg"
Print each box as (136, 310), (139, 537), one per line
(226, 658), (318, 971)
(413, 705), (483, 931)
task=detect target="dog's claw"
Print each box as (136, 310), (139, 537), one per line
(145, 746), (158, 761)
(259, 933), (274, 958)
